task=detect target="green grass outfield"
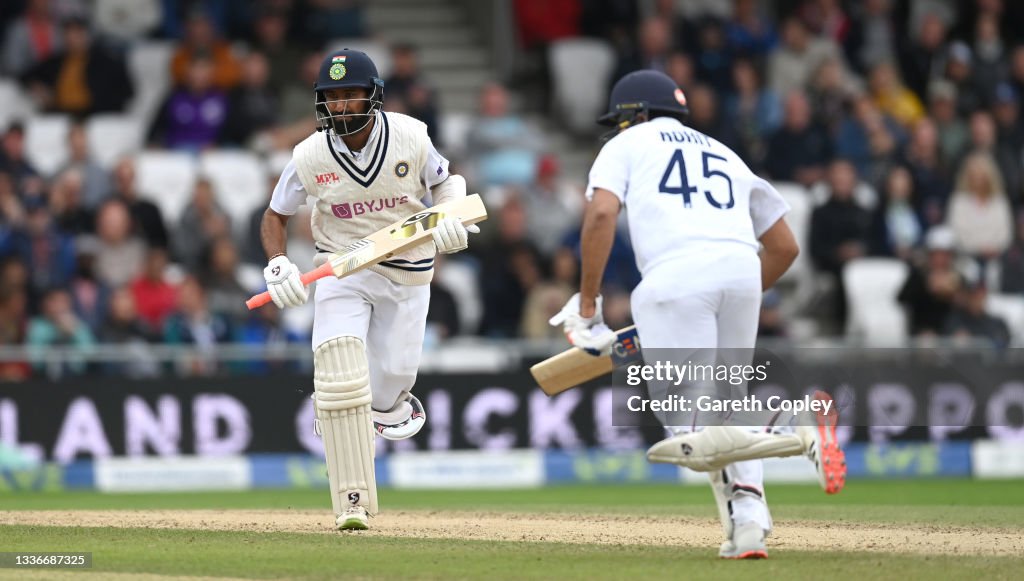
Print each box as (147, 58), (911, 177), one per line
(1, 480), (1022, 580)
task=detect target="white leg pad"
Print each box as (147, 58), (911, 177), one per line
(647, 426), (804, 471)
(314, 336), (378, 516)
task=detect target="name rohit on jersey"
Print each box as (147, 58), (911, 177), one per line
(659, 129), (711, 146)
(331, 196), (410, 219)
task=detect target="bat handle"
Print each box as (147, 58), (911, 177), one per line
(245, 262), (336, 310)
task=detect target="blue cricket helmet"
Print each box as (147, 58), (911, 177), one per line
(314, 49), (384, 135)
(598, 69), (690, 127)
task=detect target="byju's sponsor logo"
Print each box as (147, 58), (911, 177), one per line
(330, 196), (409, 219)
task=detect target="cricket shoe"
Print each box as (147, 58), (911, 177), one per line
(373, 392), (425, 441)
(337, 506), (368, 531)
(796, 390), (846, 494)
(718, 522), (768, 559)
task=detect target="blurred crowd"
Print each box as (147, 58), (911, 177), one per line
(1, 0), (1023, 380)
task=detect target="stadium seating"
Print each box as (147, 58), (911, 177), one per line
(127, 41), (174, 127)
(134, 151), (198, 225)
(86, 114), (145, 168)
(986, 293), (1024, 347)
(199, 150), (268, 236)
(843, 258), (909, 346)
(0, 79), (33, 131)
(25, 115), (71, 176)
(548, 38), (616, 135)
(439, 111), (473, 158)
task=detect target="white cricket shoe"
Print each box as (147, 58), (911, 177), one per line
(337, 506), (368, 531)
(718, 522), (768, 559)
(373, 392), (426, 441)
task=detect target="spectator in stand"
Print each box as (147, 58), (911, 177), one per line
(265, 49), (321, 151)
(0, 197), (76, 300)
(109, 157), (169, 249)
(21, 16), (134, 116)
(868, 61), (925, 129)
(799, 0), (849, 44)
(512, 0), (581, 116)
(692, 17), (733, 95)
(93, 199), (145, 288)
(810, 159), (874, 330)
(959, 111), (1021, 204)
(67, 234), (109, 334)
(0, 123), (42, 195)
(199, 235), (248, 321)
(520, 246), (576, 340)
(807, 56), (860, 137)
(48, 168), (92, 235)
(871, 165), (923, 259)
(1009, 45), (1024, 100)
(971, 13), (1006, 101)
(2, 0), (61, 77)
(465, 82), (546, 187)
(130, 246), (177, 331)
(765, 90), (832, 187)
(26, 287), (95, 374)
(0, 286), (30, 380)
(991, 83), (1024, 179)
(943, 41), (985, 118)
(768, 16), (841, 96)
(903, 118), (952, 227)
(898, 12), (948, 100)
(58, 120), (110, 210)
(169, 10), (240, 91)
(724, 0), (777, 57)
(610, 16), (674, 84)
(927, 79), (969, 167)
(233, 304), (304, 373)
(844, 0), (897, 75)
(945, 277), (1010, 349)
(725, 58), (782, 170)
(522, 154), (582, 256)
(219, 51), (280, 147)
(835, 93), (904, 181)
(474, 195), (544, 337)
(296, 0), (366, 45)
(249, 5), (302, 92)
(98, 286), (159, 377)
(686, 82), (744, 158)
(162, 275), (231, 375)
(148, 57), (229, 152)
(898, 225), (963, 337)
(385, 43), (440, 143)
(947, 152), (1014, 261)
(172, 178), (230, 271)
(999, 211), (1024, 293)
(663, 50), (695, 90)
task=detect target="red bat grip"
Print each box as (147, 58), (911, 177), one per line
(245, 261), (336, 310)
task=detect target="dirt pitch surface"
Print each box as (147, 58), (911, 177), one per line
(3, 510), (1020, 556)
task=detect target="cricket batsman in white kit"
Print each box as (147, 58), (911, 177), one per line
(551, 70), (846, 558)
(259, 50), (477, 530)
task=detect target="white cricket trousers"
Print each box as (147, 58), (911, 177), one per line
(632, 251), (771, 531)
(312, 268), (430, 412)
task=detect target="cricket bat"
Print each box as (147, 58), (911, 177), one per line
(530, 326), (642, 396)
(246, 194), (488, 310)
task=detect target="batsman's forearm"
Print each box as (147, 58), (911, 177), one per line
(579, 210), (616, 317)
(260, 208), (290, 260)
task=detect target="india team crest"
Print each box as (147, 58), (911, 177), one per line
(329, 55), (347, 80)
(395, 161), (410, 177)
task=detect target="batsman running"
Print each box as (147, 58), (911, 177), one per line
(550, 70), (846, 558)
(259, 49), (477, 530)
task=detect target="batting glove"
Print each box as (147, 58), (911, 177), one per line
(432, 216), (480, 254)
(549, 293), (617, 355)
(263, 255), (309, 309)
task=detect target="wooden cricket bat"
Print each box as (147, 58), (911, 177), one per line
(246, 194), (488, 310)
(530, 326), (642, 396)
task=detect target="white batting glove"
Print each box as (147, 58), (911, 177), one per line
(263, 255), (309, 309)
(431, 216), (479, 254)
(549, 293), (617, 355)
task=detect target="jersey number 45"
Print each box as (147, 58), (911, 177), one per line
(659, 149), (734, 209)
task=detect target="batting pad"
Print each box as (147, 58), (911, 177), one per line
(314, 336), (378, 515)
